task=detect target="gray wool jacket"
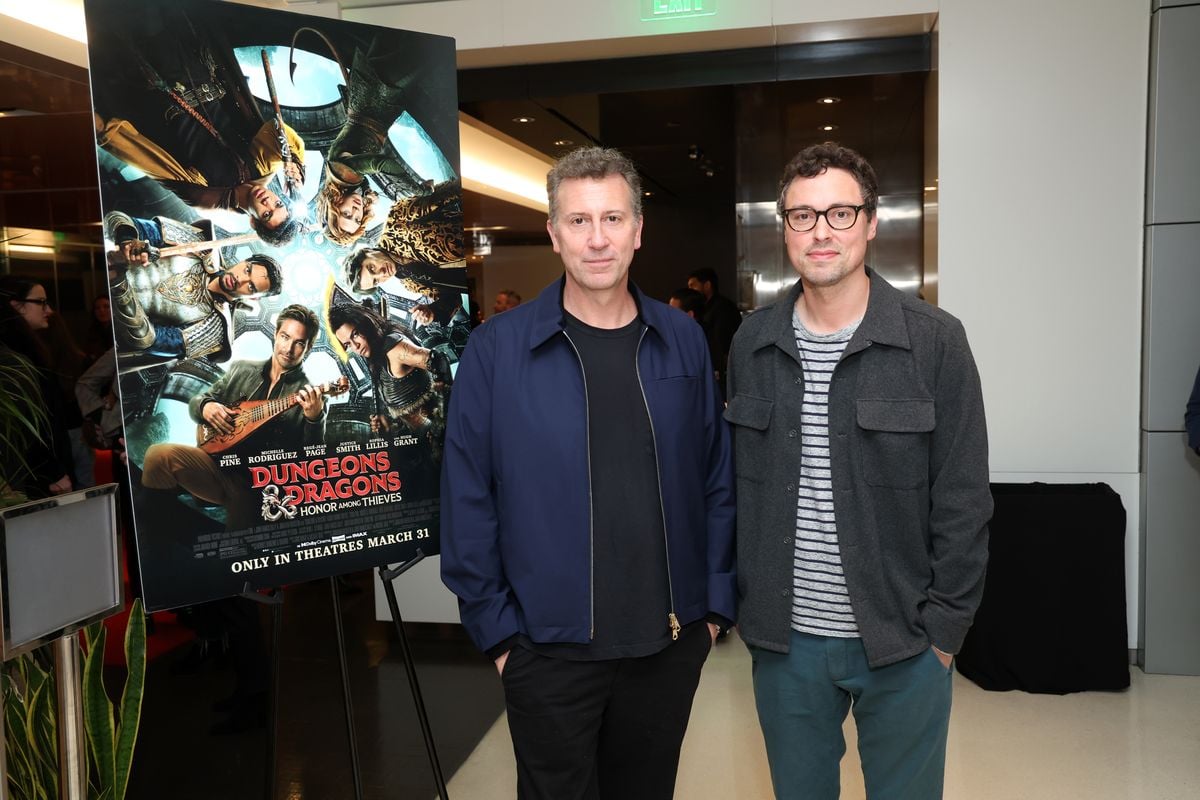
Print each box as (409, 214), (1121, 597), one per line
(724, 269), (992, 668)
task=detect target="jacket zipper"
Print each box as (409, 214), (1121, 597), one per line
(633, 328), (680, 641)
(561, 331), (596, 640)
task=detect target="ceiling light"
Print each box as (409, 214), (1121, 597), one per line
(471, 231), (493, 256)
(459, 113), (552, 212)
(924, 186), (938, 192)
(553, 139), (574, 147)
(0, 1), (88, 44)
(819, 125), (838, 132)
(512, 116), (535, 124)
(643, 191), (653, 197)
(817, 97), (841, 105)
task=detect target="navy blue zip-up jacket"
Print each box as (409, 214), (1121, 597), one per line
(440, 278), (736, 655)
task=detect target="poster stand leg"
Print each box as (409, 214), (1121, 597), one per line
(378, 550), (450, 800)
(54, 635), (86, 800)
(329, 576), (365, 800)
(239, 585), (283, 800)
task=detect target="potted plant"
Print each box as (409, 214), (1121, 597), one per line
(3, 608), (146, 800)
(0, 344), (146, 799)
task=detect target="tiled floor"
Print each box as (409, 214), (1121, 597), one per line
(127, 578), (1200, 799)
(451, 636), (1200, 800)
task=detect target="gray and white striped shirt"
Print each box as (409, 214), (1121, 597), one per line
(791, 311), (860, 638)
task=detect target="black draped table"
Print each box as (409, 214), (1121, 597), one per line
(955, 482), (1130, 694)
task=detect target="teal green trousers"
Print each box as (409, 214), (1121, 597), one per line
(751, 630), (953, 800)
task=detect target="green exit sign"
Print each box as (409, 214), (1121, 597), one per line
(640, 0), (715, 22)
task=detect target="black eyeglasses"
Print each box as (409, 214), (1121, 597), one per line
(782, 204), (870, 233)
(20, 298), (50, 307)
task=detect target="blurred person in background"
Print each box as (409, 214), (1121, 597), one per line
(82, 294), (115, 366)
(40, 310), (91, 488)
(687, 268), (740, 398)
(668, 287), (705, 321)
(493, 289), (521, 316)
(0, 276), (75, 498)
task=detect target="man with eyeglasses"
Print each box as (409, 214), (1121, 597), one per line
(725, 142), (991, 799)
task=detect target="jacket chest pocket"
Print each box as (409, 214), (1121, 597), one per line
(724, 394), (773, 481)
(856, 398), (934, 489)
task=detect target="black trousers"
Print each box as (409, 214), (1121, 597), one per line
(501, 623), (712, 800)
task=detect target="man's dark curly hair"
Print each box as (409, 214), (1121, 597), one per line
(250, 194), (302, 247)
(776, 142), (878, 220)
(245, 253), (283, 296)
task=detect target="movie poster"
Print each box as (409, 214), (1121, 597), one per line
(83, 0), (466, 611)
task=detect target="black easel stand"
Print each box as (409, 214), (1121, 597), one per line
(378, 550), (451, 800)
(329, 575), (365, 800)
(239, 584), (284, 800)
(242, 558), (446, 800)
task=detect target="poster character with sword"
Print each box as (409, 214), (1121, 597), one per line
(104, 210), (282, 363)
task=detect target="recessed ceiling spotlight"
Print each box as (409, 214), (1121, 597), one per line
(643, 191), (654, 197)
(924, 186), (938, 192)
(553, 139), (574, 147)
(687, 144), (700, 160)
(817, 97), (841, 105)
(819, 124), (839, 132)
(512, 116), (535, 123)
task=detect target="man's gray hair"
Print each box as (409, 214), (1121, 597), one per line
(546, 146), (643, 222)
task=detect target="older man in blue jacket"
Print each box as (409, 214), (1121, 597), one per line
(441, 146), (735, 800)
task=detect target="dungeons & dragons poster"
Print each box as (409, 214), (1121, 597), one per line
(84, 0), (465, 610)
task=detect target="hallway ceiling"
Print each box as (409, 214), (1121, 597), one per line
(460, 70), (927, 242)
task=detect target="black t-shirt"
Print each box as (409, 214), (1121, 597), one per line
(518, 311), (673, 661)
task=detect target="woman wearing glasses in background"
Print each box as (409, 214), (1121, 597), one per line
(0, 276), (75, 498)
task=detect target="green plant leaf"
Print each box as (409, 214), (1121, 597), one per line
(3, 655), (56, 800)
(26, 677), (58, 795)
(4, 693), (34, 796)
(113, 600), (146, 800)
(0, 353), (51, 485)
(3, 662), (32, 799)
(81, 626), (116, 792)
(5, 697), (36, 800)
